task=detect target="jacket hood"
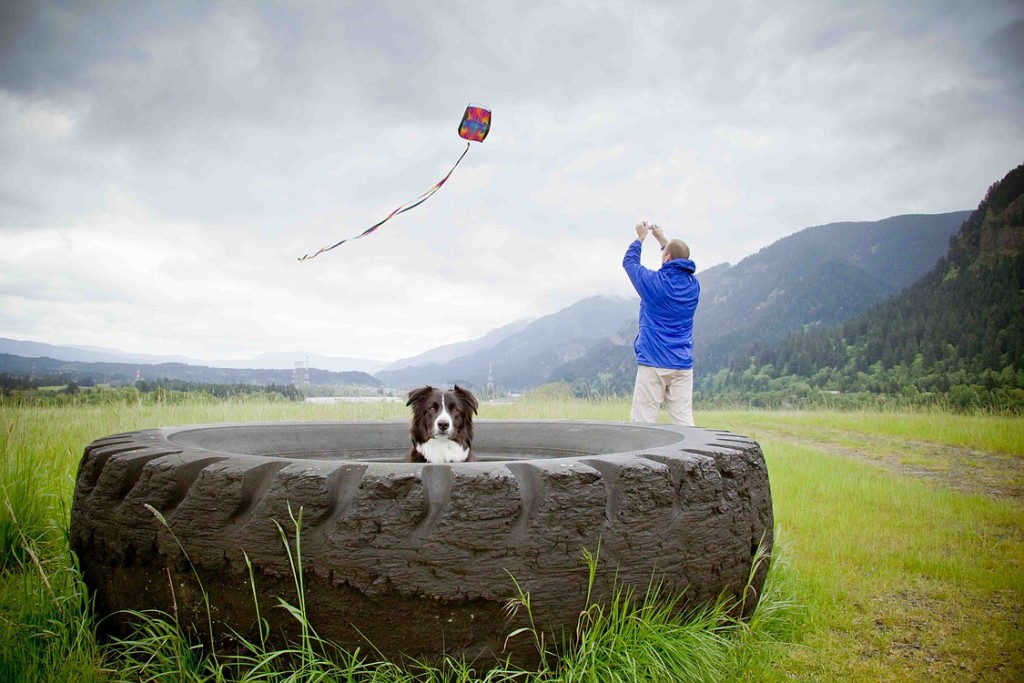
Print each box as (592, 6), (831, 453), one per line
(663, 258), (696, 274)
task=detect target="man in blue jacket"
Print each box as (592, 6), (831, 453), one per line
(622, 222), (700, 426)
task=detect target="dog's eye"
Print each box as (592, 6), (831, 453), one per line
(431, 402), (440, 411)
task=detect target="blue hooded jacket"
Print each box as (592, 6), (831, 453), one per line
(622, 240), (700, 370)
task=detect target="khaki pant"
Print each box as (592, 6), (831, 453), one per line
(630, 365), (694, 426)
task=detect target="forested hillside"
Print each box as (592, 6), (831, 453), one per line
(703, 162), (1024, 409)
(694, 212), (970, 373)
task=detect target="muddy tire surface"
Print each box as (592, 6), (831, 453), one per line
(70, 420), (774, 666)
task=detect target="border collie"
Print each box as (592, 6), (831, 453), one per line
(406, 385), (479, 463)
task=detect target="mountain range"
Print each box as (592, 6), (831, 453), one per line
(375, 296), (639, 389)
(0, 352), (379, 389)
(0, 337), (387, 375)
(383, 318), (534, 371)
(556, 211), (971, 394)
(709, 161), (1023, 408)
(0, 207), (978, 393)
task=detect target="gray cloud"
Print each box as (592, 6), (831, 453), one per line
(1, 0), (1022, 361)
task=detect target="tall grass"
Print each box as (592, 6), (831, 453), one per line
(2, 397), (1021, 681)
(1, 410), (70, 570)
(0, 525), (102, 682)
(524, 544), (798, 683)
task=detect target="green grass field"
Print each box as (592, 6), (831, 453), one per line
(1, 396), (1021, 681)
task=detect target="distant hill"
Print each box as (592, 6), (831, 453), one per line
(0, 353), (381, 388)
(708, 162), (1024, 409)
(0, 337), (386, 374)
(375, 296), (639, 390)
(555, 211), (969, 395)
(383, 318), (534, 370)
(0, 337), (192, 366)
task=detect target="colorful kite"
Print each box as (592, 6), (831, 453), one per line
(298, 103), (492, 261)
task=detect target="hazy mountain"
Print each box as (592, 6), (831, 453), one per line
(0, 338), (386, 374)
(383, 318), (534, 370)
(375, 296), (639, 390)
(0, 338), (192, 365)
(554, 211), (970, 394)
(0, 353), (380, 388)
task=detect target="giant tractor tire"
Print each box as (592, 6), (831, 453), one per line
(70, 420), (773, 666)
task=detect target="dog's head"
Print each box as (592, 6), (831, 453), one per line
(406, 385), (478, 445)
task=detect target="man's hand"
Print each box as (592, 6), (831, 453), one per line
(635, 222), (650, 240)
(650, 224), (667, 248)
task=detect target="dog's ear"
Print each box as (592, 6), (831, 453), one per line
(453, 385), (479, 414)
(406, 385), (435, 407)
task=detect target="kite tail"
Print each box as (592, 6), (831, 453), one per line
(298, 142), (472, 261)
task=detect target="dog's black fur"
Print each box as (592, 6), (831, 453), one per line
(406, 385), (479, 463)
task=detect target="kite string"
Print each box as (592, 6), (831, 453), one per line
(298, 142), (472, 261)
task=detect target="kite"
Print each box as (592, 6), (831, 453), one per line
(298, 103), (492, 261)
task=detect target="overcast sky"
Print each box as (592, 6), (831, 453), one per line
(2, 0), (1022, 365)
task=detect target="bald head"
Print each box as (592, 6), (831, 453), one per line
(664, 239), (690, 261)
